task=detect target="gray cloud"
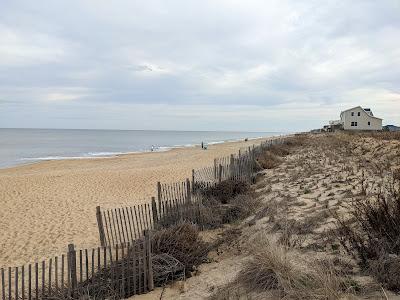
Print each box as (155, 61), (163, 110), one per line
(0, 0), (400, 131)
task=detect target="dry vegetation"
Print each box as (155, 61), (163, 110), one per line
(128, 132), (400, 299)
(197, 132), (400, 300)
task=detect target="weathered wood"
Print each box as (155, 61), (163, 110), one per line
(14, 267), (18, 300)
(7, 267), (10, 300)
(125, 207), (135, 242)
(79, 250), (83, 283)
(28, 265), (31, 300)
(1, 268), (4, 300)
(55, 256), (58, 293)
(103, 211), (111, 247)
(67, 244), (77, 294)
(192, 169), (195, 190)
(157, 181), (162, 203)
(151, 197), (158, 226)
(61, 255), (65, 295)
(21, 265), (25, 300)
(144, 231), (154, 291)
(133, 206), (140, 239)
(122, 208), (130, 243)
(48, 258), (52, 296)
(186, 179), (191, 203)
(114, 209), (123, 246)
(91, 249), (95, 282)
(85, 249), (89, 281)
(35, 263), (38, 300)
(96, 206), (106, 247)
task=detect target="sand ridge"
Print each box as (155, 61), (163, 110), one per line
(0, 137), (272, 268)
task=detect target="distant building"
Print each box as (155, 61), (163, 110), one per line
(383, 125), (400, 132)
(340, 106), (382, 131)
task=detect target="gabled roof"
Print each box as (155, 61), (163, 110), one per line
(340, 106), (382, 120)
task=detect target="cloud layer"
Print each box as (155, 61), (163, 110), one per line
(1, 0), (399, 131)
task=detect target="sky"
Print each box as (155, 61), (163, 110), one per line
(0, 0), (399, 132)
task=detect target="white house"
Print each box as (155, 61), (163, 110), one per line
(340, 106), (382, 131)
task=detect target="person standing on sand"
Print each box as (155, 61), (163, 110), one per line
(201, 141), (204, 149)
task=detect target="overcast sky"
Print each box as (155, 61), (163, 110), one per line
(0, 0), (399, 131)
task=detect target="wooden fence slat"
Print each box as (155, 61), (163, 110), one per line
(28, 265), (31, 300)
(107, 210), (116, 247)
(132, 206), (140, 239)
(96, 206), (106, 247)
(91, 249), (95, 283)
(7, 267), (11, 300)
(1, 268), (4, 300)
(48, 258), (52, 296)
(114, 209), (123, 246)
(85, 249), (89, 282)
(103, 211), (111, 247)
(125, 207), (135, 242)
(21, 265), (25, 300)
(122, 208), (130, 244)
(118, 208), (127, 246)
(35, 263), (38, 300)
(61, 255), (65, 295)
(15, 267), (18, 300)
(67, 244), (77, 296)
(79, 250), (83, 284)
(55, 256), (58, 293)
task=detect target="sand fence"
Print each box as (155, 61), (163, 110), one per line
(1, 137), (286, 299)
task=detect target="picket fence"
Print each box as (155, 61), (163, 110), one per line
(1, 234), (152, 300)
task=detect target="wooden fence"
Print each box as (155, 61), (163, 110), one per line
(96, 137), (290, 249)
(1, 233), (153, 300)
(97, 179), (204, 248)
(1, 136), (291, 300)
(193, 151), (254, 188)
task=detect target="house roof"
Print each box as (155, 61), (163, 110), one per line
(340, 106), (383, 120)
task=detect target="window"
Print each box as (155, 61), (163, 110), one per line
(351, 122), (354, 126)
(351, 112), (354, 116)
(358, 112), (361, 116)
(355, 122), (358, 126)
(368, 121), (371, 126)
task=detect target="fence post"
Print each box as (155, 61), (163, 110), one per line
(218, 164), (222, 183)
(186, 178), (191, 203)
(191, 169), (195, 192)
(96, 206), (106, 247)
(230, 154), (234, 180)
(144, 230), (154, 291)
(67, 244), (77, 296)
(157, 181), (162, 202)
(214, 159), (217, 182)
(151, 197), (158, 227)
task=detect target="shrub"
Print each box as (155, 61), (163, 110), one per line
(268, 144), (290, 157)
(152, 223), (210, 276)
(369, 255), (400, 292)
(237, 237), (355, 299)
(257, 151), (282, 169)
(222, 194), (261, 224)
(201, 180), (250, 204)
(334, 171), (400, 290)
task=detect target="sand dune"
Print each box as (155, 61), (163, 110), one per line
(0, 138), (269, 268)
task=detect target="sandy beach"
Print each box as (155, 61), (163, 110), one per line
(0, 137), (270, 268)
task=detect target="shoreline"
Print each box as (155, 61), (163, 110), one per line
(0, 135), (280, 267)
(0, 134), (278, 171)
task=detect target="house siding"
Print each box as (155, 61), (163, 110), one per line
(341, 107), (382, 131)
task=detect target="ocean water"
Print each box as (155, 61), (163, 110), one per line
(0, 128), (281, 169)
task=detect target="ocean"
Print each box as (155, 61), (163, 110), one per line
(0, 128), (281, 169)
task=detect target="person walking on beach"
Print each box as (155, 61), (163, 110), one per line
(201, 141), (204, 149)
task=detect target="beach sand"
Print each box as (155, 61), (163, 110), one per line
(0, 137), (271, 268)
